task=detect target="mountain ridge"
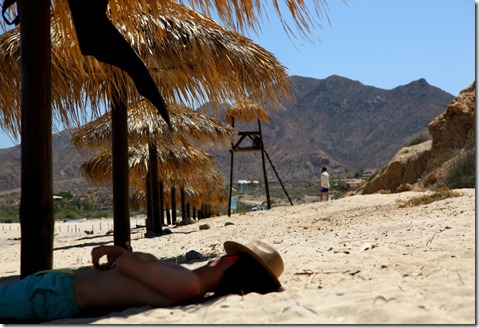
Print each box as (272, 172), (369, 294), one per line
(205, 75), (454, 183)
(0, 74), (455, 192)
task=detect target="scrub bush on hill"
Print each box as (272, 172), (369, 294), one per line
(402, 129), (431, 147)
(444, 150), (475, 189)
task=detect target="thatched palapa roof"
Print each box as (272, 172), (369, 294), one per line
(80, 140), (215, 188)
(129, 168), (227, 211)
(0, 1), (296, 140)
(225, 99), (270, 123)
(43, 0), (332, 48)
(70, 100), (236, 151)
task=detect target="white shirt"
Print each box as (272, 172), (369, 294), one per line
(321, 171), (330, 188)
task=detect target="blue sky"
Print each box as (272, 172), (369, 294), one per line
(0, 0), (474, 149)
(246, 0), (474, 95)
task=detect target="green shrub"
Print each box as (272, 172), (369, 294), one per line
(56, 191), (75, 200)
(56, 208), (81, 220)
(0, 205), (20, 223)
(0, 217), (17, 223)
(88, 210), (114, 218)
(444, 150), (475, 188)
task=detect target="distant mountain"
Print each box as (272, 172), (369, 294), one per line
(0, 75), (454, 192)
(204, 75), (454, 183)
(0, 130), (94, 193)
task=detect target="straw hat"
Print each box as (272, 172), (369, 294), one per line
(223, 239), (284, 289)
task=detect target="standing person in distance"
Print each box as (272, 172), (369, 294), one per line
(320, 167), (330, 202)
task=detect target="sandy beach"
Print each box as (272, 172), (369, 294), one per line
(0, 189), (475, 324)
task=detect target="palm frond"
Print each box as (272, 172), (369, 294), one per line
(0, 1), (292, 140)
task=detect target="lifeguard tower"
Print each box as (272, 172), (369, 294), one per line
(226, 100), (292, 216)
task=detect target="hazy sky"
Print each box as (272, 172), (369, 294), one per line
(0, 0), (474, 149)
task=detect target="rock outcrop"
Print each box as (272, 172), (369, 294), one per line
(361, 141), (431, 194)
(422, 82), (476, 185)
(428, 82), (475, 157)
(361, 82), (475, 194)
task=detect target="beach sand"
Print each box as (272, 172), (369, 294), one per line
(0, 189), (475, 324)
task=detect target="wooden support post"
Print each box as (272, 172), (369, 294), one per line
(111, 89), (131, 250)
(258, 119), (271, 209)
(171, 186), (177, 224)
(19, 0), (54, 278)
(148, 143), (162, 234)
(145, 172), (152, 231)
(159, 181), (164, 226)
(166, 207), (171, 225)
(228, 118), (235, 217)
(180, 187), (186, 220)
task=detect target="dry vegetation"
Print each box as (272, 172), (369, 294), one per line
(444, 149), (475, 189)
(396, 186), (462, 208)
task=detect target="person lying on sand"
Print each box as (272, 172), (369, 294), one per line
(0, 239), (283, 323)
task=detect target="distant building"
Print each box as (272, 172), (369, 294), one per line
(345, 179), (367, 190)
(237, 180), (261, 190)
(361, 169), (375, 180)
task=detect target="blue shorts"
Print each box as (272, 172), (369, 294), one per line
(0, 271), (80, 322)
(321, 188), (329, 193)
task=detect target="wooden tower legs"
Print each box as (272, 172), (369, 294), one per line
(228, 119), (271, 217)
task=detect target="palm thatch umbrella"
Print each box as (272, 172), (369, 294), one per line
(129, 168), (227, 219)
(0, 2), (293, 139)
(129, 168), (226, 209)
(70, 99), (236, 151)
(0, 0), (332, 35)
(81, 141), (215, 187)
(0, 1), (293, 258)
(45, 0), (332, 42)
(225, 99), (270, 124)
(3, 0), (333, 275)
(82, 140), (217, 229)
(71, 98), (235, 232)
(185, 169), (227, 213)
(140, 157), (227, 226)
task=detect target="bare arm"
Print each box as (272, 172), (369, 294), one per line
(115, 252), (203, 303)
(91, 245), (127, 270)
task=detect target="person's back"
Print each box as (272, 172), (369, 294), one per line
(321, 170), (329, 188)
(320, 167), (330, 201)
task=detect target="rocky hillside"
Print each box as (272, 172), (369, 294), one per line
(205, 75), (454, 183)
(361, 81), (475, 194)
(0, 75), (455, 193)
(0, 130), (94, 193)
